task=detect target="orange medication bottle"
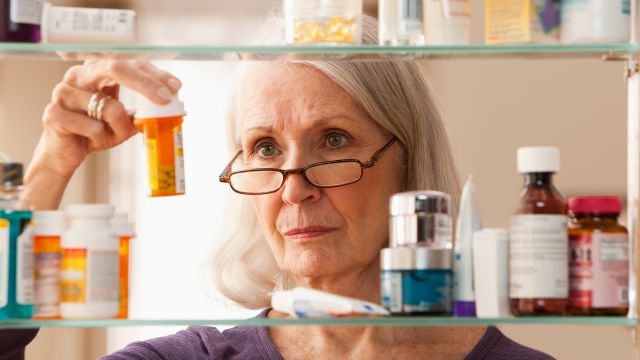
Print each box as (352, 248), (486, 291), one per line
(134, 95), (186, 197)
(110, 213), (135, 319)
(32, 211), (66, 319)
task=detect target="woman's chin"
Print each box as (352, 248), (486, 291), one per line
(286, 248), (340, 278)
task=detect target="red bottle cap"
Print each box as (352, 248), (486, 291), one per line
(568, 196), (622, 215)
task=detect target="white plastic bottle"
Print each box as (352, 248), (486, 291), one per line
(424, 0), (471, 45)
(60, 204), (119, 319)
(561, 0), (630, 43)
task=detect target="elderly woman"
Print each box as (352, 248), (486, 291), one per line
(8, 18), (553, 360)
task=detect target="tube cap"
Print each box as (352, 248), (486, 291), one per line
(66, 204), (115, 219)
(517, 147), (560, 173)
(134, 93), (186, 119)
(390, 191), (451, 216)
(0, 163), (23, 189)
(33, 210), (67, 236)
(381, 247), (452, 270)
(568, 196), (622, 215)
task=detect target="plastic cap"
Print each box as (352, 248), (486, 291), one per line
(111, 212), (136, 236)
(134, 93), (185, 119)
(517, 147), (560, 173)
(271, 290), (294, 315)
(568, 196), (622, 215)
(472, 229), (509, 243)
(0, 162), (23, 189)
(66, 204), (115, 219)
(390, 191), (451, 216)
(33, 210), (67, 236)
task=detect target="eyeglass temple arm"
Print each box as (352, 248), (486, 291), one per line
(219, 150), (243, 182)
(363, 138), (397, 167)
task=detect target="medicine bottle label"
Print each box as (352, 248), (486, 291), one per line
(0, 220), (9, 307)
(10, 0), (43, 25)
(16, 226), (33, 305)
(381, 271), (403, 313)
(509, 215), (568, 299)
(145, 139), (159, 190)
(61, 248), (87, 303)
(173, 129), (185, 193)
(89, 250), (119, 302)
(570, 232), (628, 309)
(34, 236), (62, 318)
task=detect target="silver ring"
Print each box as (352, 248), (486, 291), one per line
(87, 92), (100, 119)
(96, 96), (109, 122)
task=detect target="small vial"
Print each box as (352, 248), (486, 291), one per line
(32, 210), (66, 319)
(111, 212), (135, 319)
(0, 0), (42, 42)
(379, 0), (425, 46)
(510, 147), (568, 316)
(134, 95), (186, 197)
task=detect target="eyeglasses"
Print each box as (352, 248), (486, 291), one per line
(219, 138), (397, 195)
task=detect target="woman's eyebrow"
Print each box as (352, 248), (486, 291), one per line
(242, 114), (364, 135)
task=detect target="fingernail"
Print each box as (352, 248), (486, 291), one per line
(167, 78), (182, 92)
(156, 87), (173, 101)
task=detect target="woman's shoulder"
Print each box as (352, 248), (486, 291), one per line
(465, 327), (555, 360)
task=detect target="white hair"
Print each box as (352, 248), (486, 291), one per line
(211, 14), (461, 309)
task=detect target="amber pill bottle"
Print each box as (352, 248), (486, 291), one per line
(510, 147), (568, 316)
(567, 197), (629, 316)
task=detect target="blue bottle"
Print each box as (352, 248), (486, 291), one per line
(0, 162), (33, 319)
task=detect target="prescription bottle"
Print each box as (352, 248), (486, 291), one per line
(111, 212), (135, 319)
(284, 0), (362, 45)
(567, 196), (628, 316)
(134, 95), (186, 197)
(32, 210), (66, 319)
(60, 204), (119, 319)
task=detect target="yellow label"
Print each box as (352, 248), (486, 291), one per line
(485, 0), (530, 44)
(0, 219), (8, 228)
(61, 248), (87, 303)
(146, 139), (159, 190)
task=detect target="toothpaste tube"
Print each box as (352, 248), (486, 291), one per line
(271, 287), (390, 318)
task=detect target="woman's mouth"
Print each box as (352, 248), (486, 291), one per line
(283, 226), (337, 241)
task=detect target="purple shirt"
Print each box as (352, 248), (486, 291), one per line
(100, 310), (555, 360)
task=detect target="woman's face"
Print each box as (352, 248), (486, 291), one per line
(235, 63), (404, 280)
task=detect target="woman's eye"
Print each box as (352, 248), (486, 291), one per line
(254, 141), (279, 157)
(326, 133), (349, 148)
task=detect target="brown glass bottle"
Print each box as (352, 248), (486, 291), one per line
(510, 170), (568, 316)
(567, 197), (628, 316)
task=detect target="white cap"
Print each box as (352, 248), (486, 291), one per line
(472, 228), (508, 243)
(33, 210), (67, 236)
(111, 212), (136, 237)
(134, 93), (186, 119)
(66, 204), (115, 219)
(271, 290), (294, 315)
(517, 147), (560, 173)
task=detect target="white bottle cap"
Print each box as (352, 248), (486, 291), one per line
(111, 212), (136, 237)
(33, 210), (67, 236)
(134, 93), (186, 119)
(66, 204), (115, 219)
(517, 147), (560, 173)
(271, 290), (294, 315)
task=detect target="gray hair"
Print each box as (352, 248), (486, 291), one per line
(212, 15), (461, 309)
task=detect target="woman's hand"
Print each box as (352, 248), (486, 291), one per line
(23, 60), (182, 210)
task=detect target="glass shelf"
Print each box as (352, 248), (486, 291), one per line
(0, 43), (639, 61)
(0, 316), (636, 329)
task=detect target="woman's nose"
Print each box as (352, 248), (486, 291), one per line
(281, 170), (321, 205)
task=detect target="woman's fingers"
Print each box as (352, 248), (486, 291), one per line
(43, 102), (109, 151)
(63, 60), (180, 105)
(51, 82), (137, 143)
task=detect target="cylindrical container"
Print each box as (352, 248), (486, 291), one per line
(561, 0), (630, 44)
(472, 229), (510, 318)
(567, 196), (628, 316)
(32, 211), (66, 319)
(41, 4), (136, 44)
(111, 212), (135, 319)
(381, 247), (453, 315)
(390, 191), (452, 249)
(284, 0), (363, 45)
(510, 147), (568, 316)
(134, 95), (186, 197)
(0, 0), (42, 42)
(424, 0), (471, 45)
(60, 204), (119, 319)
(0, 162), (33, 320)
(379, 0), (425, 46)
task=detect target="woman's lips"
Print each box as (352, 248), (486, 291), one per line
(283, 226), (336, 240)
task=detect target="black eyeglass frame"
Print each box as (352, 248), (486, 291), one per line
(219, 137), (397, 195)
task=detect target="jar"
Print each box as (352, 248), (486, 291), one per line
(381, 247), (453, 315)
(134, 95), (186, 197)
(60, 204), (119, 319)
(567, 196), (629, 316)
(284, 0), (362, 45)
(389, 191), (452, 249)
